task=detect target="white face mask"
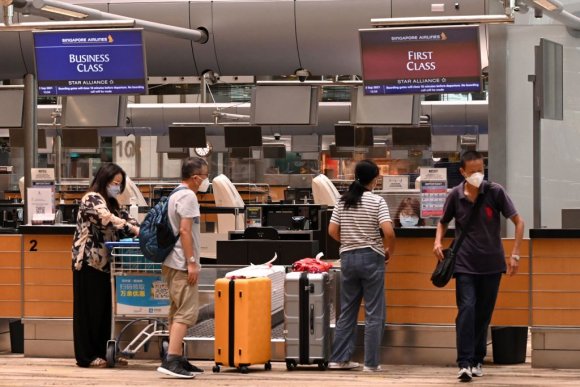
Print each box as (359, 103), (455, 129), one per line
(198, 177), (210, 192)
(400, 215), (419, 228)
(465, 172), (484, 188)
(107, 184), (121, 198)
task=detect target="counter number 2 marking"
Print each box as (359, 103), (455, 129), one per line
(29, 239), (38, 252)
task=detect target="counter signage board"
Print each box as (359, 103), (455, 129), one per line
(27, 168), (56, 224)
(33, 29), (147, 96)
(420, 180), (447, 218)
(420, 167), (447, 182)
(382, 175), (409, 190)
(359, 25), (481, 95)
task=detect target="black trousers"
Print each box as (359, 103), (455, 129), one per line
(455, 273), (502, 369)
(73, 265), (112, 367)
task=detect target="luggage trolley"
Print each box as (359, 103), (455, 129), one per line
(105, 241), (170, 368)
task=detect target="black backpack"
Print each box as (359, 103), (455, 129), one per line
(139, 186), (188, 263)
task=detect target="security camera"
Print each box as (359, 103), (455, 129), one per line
(274, 133), (281, 141)
(294, 68), (311, 83)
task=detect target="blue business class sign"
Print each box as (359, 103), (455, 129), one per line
(33, 29), (147, 96)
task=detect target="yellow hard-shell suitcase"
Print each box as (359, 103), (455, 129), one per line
(213, 277), (272, 373)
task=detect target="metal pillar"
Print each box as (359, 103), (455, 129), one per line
(23, 73), (37, 223)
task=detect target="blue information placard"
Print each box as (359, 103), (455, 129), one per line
(115, 275), (169, 316)
(33, 29), (147, 96)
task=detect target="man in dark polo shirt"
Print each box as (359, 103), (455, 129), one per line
(433, 151), (525, 382)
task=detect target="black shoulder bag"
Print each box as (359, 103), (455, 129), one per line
(431, 184), (490, 288)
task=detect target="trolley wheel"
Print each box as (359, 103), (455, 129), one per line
(265, 361), (272, 371)
(159, 337), (169, 360)
(285, 360), (297, 371)
(212, 365), (220, 373)
(240, 365), (249, 374)
(106, 341), (116, 368)
(317, 361), (328, 370)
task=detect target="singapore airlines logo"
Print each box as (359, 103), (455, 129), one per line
(391, 32), (447, 42)
(61, 35), (114, 44)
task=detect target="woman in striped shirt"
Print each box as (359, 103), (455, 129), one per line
(327, 160), (395, 372)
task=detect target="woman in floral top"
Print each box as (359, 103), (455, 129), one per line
(71, 163), (139, 368)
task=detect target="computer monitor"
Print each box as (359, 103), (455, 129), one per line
(168, 126), (207, 148)
(391, 126), (432, 147)
(266, 210), (294, 230)
(224, 126), (262, 148)
(335, 125), (373, 147)
(263, 144), (286, 159)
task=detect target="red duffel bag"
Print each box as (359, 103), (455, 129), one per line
(292, 253), (333, 273)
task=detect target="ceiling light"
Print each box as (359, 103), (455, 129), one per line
(39, 5), (87, 18)
(532, 0), (562, 12)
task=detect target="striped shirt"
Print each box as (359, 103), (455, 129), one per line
(330, 191), (392, 256)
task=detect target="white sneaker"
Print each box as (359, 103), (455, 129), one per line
(471, 363), (483, 377)
(328, 361), (360, 370)
(362, 365), (382, 372)
(457, 367), (472, 382)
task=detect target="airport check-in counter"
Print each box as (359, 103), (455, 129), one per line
(529, 229), (580, 369)
(215, 204), (333, 265)
(1, 219), (559, 368)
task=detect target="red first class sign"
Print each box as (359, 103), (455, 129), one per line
(359, 25), (482, 95)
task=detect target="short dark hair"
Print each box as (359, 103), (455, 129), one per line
(181, 157), (208, 180)
(89, 163), (126, 212)
(460, 150), (484, 169)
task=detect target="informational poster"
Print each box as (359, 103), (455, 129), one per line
(382, 175), (409, 190)
(420, 180), (448, 218)
(360, 25), (481, 95)
(420, 167), (447, 182)
(27, 187), (55, 224)
(27, 168), (56, 224)
(115, 275), (169, 316)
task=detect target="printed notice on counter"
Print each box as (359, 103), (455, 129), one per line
(420, 180), (448, 218)
(31, 168), (55, 183)
(419, 167), (447, 182)
(382, 175), (409, 190)
(27, 187), (55, 224)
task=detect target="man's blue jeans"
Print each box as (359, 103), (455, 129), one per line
(455, 272), (502, 369)
(330, 248), (386, 367)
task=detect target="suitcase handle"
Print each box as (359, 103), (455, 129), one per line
(310, 304), (314, 334)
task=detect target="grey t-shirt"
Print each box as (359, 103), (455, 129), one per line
(439, 180), (518, 275)
(163, 185), (201, 272)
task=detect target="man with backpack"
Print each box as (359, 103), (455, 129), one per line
(157, 157), (210, 378)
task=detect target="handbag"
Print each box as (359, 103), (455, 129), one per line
(431, 184), (490, 288)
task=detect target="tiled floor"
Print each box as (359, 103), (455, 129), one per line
(1, 354), (580, 386)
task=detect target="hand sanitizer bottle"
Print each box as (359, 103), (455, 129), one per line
(129, 197), (139, 220)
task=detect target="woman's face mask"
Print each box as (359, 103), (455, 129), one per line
(400, 215), (419, 228)
(107, 184), (121, 198)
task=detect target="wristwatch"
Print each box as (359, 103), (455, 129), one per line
(188, 256), (197, 264)
(511, 254), (520, 261)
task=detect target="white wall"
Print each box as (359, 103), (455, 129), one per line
(501, 24), (580, 229)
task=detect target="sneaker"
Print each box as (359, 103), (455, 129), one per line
(362, 365), (382, 372)
(157, 357), (195, 379)
(457, 367), (472, 382)
(471, 363), (483, 377)
(328, 361), (360, 370)
(181, 357), (204, 374)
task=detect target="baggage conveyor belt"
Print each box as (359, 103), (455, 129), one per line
(187, 318), (286, 340)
